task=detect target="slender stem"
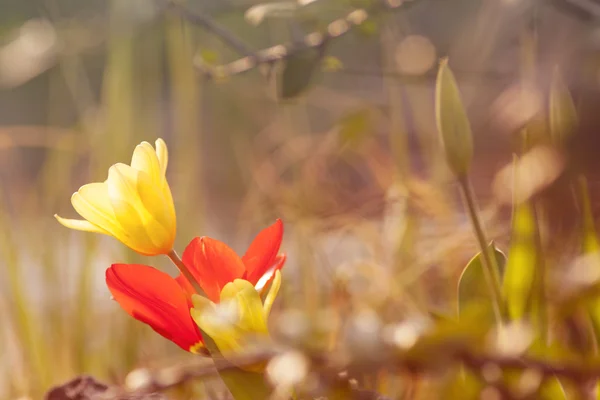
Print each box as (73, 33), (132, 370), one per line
(167, 249), (206, 296)
(458, 175), (505, 322)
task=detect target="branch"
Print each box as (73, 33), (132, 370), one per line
(90, 338), (600, 400)
(163, 0), (423, 79)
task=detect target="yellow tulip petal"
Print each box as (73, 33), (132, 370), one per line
(220, 279), (247, 301)
(107, 164), (144, 208)
(109, 164), (171, 226)
(153, 139), (175, 219)
(191, 301), (244, 353)
(191, 300), (266, 371)
(131, 141), (162, 184)
(71, 183), (128, 238)
(237, 285), (269, 334)
(54, 215), (108, 234)
(155, 138), (168, 178)
(77, 182), (114, 214)
(134, 168), (176, 234)
(221, 280), (268, 334)
(110, 196), (170, 255)
(107, 164), (174, 254)
(192, 280), (273, 372)
(111, 164), (174, 246)
(162, 183), (176, 228)
(263, 270), (281, 318)
(192, 281), (269, 351)
(108, 164), (157, 222)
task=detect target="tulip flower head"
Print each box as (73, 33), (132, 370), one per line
(191, 271), (281, 371)
(105, 220), (286, 358)
(55, 138), (176, 256)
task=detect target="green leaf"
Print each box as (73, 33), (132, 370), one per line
(457, 243), (506, 317)
(279, 47), (324, 99)
(435, 58), (473, 176)
(549, 68), (577, 147)
(503, 201), (538, 321)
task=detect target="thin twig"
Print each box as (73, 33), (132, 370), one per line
(163, 0), (424, 79)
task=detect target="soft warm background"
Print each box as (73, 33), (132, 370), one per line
(0, 0), (599, 398)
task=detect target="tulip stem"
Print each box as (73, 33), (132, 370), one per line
(458, 175), (505, 322)
(167, 249), (206, 296)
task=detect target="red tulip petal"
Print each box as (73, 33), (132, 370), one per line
(182, 237), (246, 303)
(242, 219), (284, 285)
(255, 253), (287, 293)
(106, 264), (203, 352)
(175, 274), (196, 299)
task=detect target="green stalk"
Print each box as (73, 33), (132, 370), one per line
(167, 250), (205, 297)
(458, 175), (505, 322)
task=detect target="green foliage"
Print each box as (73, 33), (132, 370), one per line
(503, 201), (538, 321)
(279, 47), (324, 99)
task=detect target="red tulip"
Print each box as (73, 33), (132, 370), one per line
(105, 219), (285, 353)
(182, 219), (285, 302)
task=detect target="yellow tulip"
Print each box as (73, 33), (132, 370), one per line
(191, 270), (282, 371)
(55, 138), (176, 256)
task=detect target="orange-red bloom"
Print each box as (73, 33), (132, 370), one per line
(182, 219), (285, 302)
(105, 219), (285, 353)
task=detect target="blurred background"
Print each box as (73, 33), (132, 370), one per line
(1, 0), (600, 398)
